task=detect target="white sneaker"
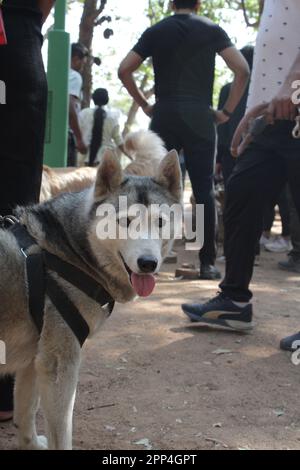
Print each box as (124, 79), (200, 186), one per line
(264, 237), (292, 253)
(260, 235), (273, 247)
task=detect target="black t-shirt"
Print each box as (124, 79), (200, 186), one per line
(133, 14), (233, 105)
(2, 0), (40, 14)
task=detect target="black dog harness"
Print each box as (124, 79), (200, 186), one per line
(1, 216), (114, 347)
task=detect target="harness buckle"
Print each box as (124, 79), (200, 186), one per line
(21, 248), (28, 259)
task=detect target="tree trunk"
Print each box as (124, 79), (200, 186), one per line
(79, 0), (107, 108)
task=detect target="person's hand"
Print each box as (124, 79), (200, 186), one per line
(142, 103), (154, 118)
(214, 110), (230, 126)
(231, 103), (269, 157)
(265, 92), (298, 124)
(77, 139), (88, 155)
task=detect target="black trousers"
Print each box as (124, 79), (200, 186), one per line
(263, 186), (290, 237)
(221, 149), (236, 188)
(67, 130), (77, 167)
(0, 9), (47, 411)
(220, 121), (300, 302)
(151, 101), (217, 265)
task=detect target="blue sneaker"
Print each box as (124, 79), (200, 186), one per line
(182, 293), (253, 331)
(280, 332), (300, 352)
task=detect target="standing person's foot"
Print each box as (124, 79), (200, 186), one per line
(199, 264), (221, 280)
(0, 411), (13, 423)
(264, 236), (292, 253)
(260, 234), (273, 247)
(278, 255), (300, 273)
(280, 332), (300, 351)
(182, 292), (253, 331)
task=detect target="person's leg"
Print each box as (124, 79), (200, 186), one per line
(277, 187), (290, 238)
(280, 152), (300, 350)
(0, 9), (47, 417)
(279, 187), (300, 274)
(220, 149), (286, 302)
(183, 138), (218, 271)
(67, 131), (77, 167)
(150, 103), (182, 153)
(176, 103), (219, 277)
(262, 204), (275, 235)
(182, 140), (286, 330)
(222, 150), (236, 188)
(263, 186), (292, 253)
(288, 193), (300, 259)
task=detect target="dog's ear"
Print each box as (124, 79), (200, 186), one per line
(94, 150), (123, 198)
(154, 149), (182, 201)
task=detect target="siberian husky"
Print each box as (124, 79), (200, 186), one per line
(0, 132), (182, 450)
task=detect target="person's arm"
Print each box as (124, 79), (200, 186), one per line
(118, 51), (153, 117)
(216, 47), (250, 124)
(111, 122), (132, 158)
(38, 0), (55, 23)
(69, 96), (87, 154)
(231, 51), (300, 156)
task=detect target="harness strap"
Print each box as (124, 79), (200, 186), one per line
(25, 252), (46, 334)
(10, 223), (46, 335)
(46, 275), (90, 348)
(43, 250), (114, 312)
(8, 222), (115, 347)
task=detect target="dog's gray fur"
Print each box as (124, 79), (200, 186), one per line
(0, 139), (181, 450)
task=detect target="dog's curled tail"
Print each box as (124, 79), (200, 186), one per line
(124, 130), (167, 177)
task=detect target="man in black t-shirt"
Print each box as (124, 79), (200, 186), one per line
(118, 0), (249, 280)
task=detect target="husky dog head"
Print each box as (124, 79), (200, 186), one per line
(18, 137), (182, 304)
(87, 149), (182, 301)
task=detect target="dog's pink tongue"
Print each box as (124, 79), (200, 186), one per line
(131, 273), (156, 297)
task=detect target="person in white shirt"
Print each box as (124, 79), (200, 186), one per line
(68, 43), (88, 166)
(79, 88), (127, 166)
(182, 0), (300, 343)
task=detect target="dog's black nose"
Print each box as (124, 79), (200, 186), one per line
(137, 256), (158, 273)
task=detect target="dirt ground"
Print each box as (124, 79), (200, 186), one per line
(1, 233), (300, 451)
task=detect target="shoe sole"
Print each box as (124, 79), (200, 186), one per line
(183, 310), (254, 332)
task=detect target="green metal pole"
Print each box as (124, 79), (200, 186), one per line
(44, 0), (70, 167)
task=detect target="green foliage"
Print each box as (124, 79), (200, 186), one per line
(146, 0), (261, 26)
